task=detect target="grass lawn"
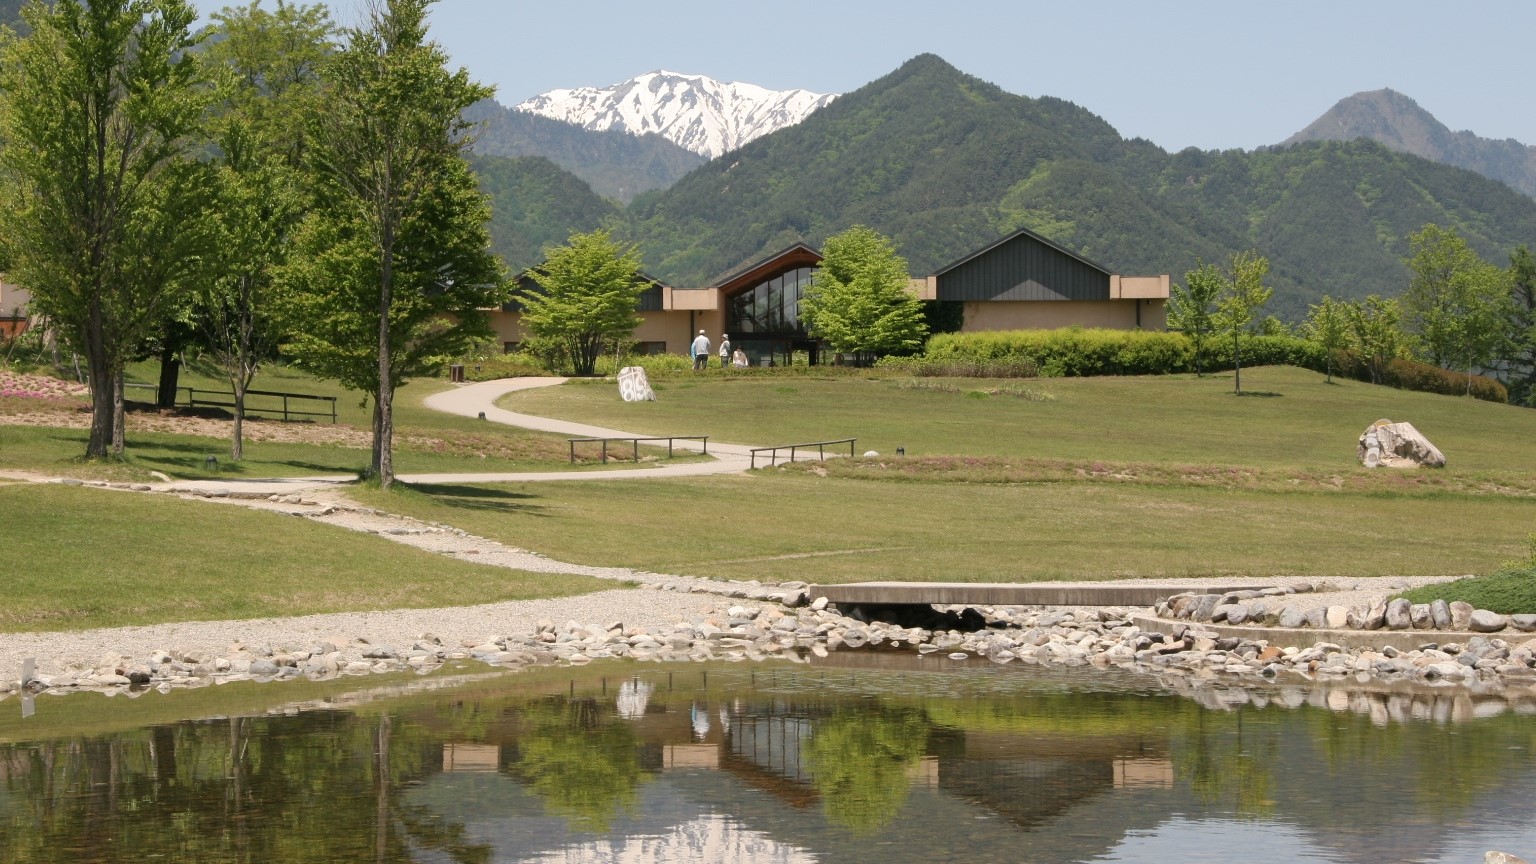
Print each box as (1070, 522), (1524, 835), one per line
(0, 361), (688, 482)
(0, 483), (610, 633)
(498, 366), (1536, 473)
(329, 366), (1536, 584)
(351, 473), (1536, 584)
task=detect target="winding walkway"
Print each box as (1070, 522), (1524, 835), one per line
(148, 376), (758, 494)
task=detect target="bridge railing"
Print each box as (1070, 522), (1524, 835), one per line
(749, 438), (856, 469)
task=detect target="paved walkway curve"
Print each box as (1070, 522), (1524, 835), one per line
(142, 376), (758, 494)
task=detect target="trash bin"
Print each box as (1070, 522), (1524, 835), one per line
(449, 364), (465, 382)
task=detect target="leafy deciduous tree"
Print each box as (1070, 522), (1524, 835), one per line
(1169, 261), (1222, 377)
(204, 0), (333, 460)
(278, 0), (503, 488)
(1345, 295), (1406, 385)
(0, 0), (214, 457)
(517, 229), (646, 377)
(1213, 250), (1272, 395)
(1303, 295), (1349, 383)
(1402, 223), (1512, 393)
(799, 225), (926, 364)
(1507, 245), (1536, 406)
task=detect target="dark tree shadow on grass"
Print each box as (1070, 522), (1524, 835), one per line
(1234, 391), (1284, 398)
(403, 482), (549, 516)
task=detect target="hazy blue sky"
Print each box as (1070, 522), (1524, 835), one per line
(190, 0), (1536, 152)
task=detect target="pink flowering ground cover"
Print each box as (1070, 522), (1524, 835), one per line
(0, 369), (89, 400)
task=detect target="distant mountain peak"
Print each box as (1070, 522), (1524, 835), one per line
(1282, 89), (1536, 198)
(514, 70), (838, 160)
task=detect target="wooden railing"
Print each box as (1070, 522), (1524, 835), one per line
(567, 435), (709, 464)
(124, 383), (338, 423)
(749, 438), (856, 469)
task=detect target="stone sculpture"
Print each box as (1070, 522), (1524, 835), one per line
(618, 366), (656, 402)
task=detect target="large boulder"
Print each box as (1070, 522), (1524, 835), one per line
(1358, 419), (1446, 468)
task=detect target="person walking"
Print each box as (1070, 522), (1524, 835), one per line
(718, 334), (731, 369)
(691, 330), (710, 371)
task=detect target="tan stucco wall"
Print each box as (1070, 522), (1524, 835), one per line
(963, 299), (1167, 332)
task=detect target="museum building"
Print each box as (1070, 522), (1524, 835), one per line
(490, 226), (1169, 365)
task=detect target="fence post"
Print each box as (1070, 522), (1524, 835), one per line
(601, 440), (608, 463)
(632, 439), (639, 463)
(702, 436), (708, 456)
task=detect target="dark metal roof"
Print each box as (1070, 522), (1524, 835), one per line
(503, 267), (671, 313)
(932, 228), (1112, 303)
(931, 226), (1113, 278)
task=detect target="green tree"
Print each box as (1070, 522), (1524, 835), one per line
(204, 0), (333, 460)
(1345, 295), (1406, 385)
(0, 0), (214, 458)
(1303, 295), (1349, 383)
(517, 229), (646, 376)
(1507, 245), (1536, 405)
(279, 0), (503, 488)
(799, 225), (927, 364)
(1169, 261), (1222, 376)
(1402, 224), (1513, 392)
(1213, 250), (1272, 395)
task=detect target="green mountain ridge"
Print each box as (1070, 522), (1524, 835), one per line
(475, 55), (1536, 320)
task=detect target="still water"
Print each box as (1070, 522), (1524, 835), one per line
(1, 655), (1533, 863)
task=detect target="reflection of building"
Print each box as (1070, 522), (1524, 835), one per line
(441, 743), (500, 772)
(487, 228), (1168, 363)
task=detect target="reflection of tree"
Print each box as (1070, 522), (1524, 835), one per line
(805, 706), (929, 834)
(512, 696), (648, 833)
(1175, 712), (1276, 818)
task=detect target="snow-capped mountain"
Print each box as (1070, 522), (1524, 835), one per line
(514, 70), (837, 160)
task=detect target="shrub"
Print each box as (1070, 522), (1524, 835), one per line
(921, 328), (1193, 376)
(1396, 565), (1536, 614)
(456, 354), (553, 382)
(875, 355), (1041, 378)
(593, 352), (694, 377)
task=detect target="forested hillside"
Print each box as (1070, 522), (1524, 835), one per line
(607, 55), (1536, 318)
(472, 155), (618, 272)
(466, 99), (704, 203)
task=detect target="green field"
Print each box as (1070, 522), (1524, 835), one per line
(500, 366), (1536, 472)
(346, 366), (1536, 585)
(0, 483), (609, 633)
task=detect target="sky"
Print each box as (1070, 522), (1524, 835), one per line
(189, 0), (1536, 153)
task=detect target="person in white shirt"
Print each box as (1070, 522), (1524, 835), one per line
(718, 334), (731, 368)
(690, 330), (710, 370)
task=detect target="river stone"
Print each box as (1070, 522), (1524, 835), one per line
(1470, 610), (1508, 633)
(1364, 601), (1387, 630)
(1410, 604), (1432, 630)
(250, 659), (280, 677)
(1449, 601), (1474, 630)
(1325, 606), (1350, 629)
(1426, 661), (1466, 680)
(1225, 605), (1250, 626)
(1385, 598), (1412, 630)
(1485, 852), (1531, 864)
(1278, 606), (1307, 629)
(1430, 599), (1452, 630)
(1511, 615), (1536, 633)
(1305, 608), (1327, 629)
(1190, 594), (1221, 622)
(1211, 603), (1242, 623)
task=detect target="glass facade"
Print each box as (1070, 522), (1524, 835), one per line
(726, 266), (815, 335)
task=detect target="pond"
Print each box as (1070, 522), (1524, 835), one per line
(1, 655), (1533, 863)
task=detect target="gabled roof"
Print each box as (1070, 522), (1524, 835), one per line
(930, 226), (1113, 278)
(708, 243), (823, 294)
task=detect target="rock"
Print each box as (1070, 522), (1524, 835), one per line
(1485, 852), (1530, 864)
(1189, 594), (1221, 622)
(1325, 606), (1350, 629)
(809, 596), (829, 612)
(1305, 608), (1327, 629)
(249, 660), (280, 677)
(1385, 598), (1412, 630)
(1278, 606), (1307, 629)
(1364, 601), (1387, 630)
(1210, 603), (1242, 623)
(1450, 601), (1474, 630)
(1430, 599), (1452, 630)
(1470, 610), (1509, 633)
(1225, 606), (1249, 626)
(1358, 419), (1446, 468)
(1410, 604), (1432, 630)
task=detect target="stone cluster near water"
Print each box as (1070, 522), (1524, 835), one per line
(8, 586), (1536, 702)
(1157, 587), (1536, 636)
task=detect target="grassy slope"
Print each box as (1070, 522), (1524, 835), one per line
(0, 483), (609, 633)
(498, 367), (1536, 472)
(351, 366), (1536, 584)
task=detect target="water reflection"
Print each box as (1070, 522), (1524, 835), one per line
(0, 662), (1533, 863)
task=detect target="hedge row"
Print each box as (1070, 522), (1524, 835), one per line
(904, 328), (1507, 403)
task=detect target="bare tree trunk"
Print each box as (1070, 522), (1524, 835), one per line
(85, 306), (112, 458)
(156, 340), (180, 408)
(374, 226), (395, 489)
(232, 386), (245, 461)
(112, 370), (125, 455)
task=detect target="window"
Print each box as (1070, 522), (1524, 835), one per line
(634, 341), (667, 356)
(502, 341), (521, 354)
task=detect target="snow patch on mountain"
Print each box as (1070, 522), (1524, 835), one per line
(514, 70), (837, 160)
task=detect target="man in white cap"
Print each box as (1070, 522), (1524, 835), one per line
(718, 333), (731, 369)
(691, 329), (710, 370)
